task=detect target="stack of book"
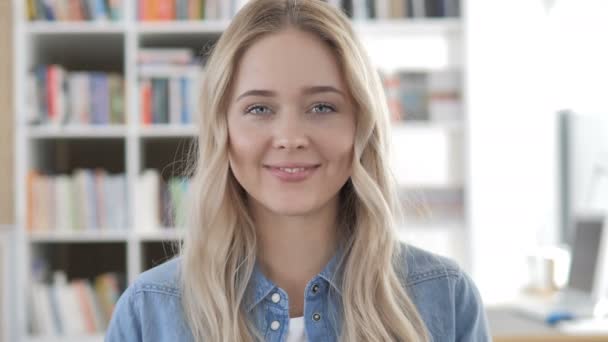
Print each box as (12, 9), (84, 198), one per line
(138, 48), (202, 126)
(29, 271), (123, 336)
(27, 65), (125, 126)
(136, 169), (190, 231)
(382, 70), (461, 122)
(26, 169), (128, 232)
(27, 0), (123, 22)
(327, 0), (460, 19)
(138, 0), (251, 21)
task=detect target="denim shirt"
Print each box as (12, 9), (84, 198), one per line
(106, 244), (491, 341)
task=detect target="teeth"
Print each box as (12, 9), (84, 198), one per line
(279, 167), (306, 173)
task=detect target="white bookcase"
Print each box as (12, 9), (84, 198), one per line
(12, 1), (465, 340)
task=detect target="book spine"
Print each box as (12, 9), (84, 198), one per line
(108, 0), (122, 20)
(140, 79), (152, 125)
(156, 0), (175, 20)
(46, 65), (57, 124)
(95, 169), (106, 229)
(80, 73), (91, 124)
(188, 0), (201, 20)
(169, 77), (181, 124)
(90, 73), (101, 124)
(205, 0), (218, 20)
(41, 0), (56, 20)
(180, 77), (189, 124)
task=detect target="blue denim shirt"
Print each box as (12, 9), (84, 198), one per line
(106, 244), (490, 341)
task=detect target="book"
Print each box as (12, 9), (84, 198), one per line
(28, 0), (123, 21)
(29, 67), (125, 126)
(152, 78), (169, 124)
(136, 169), (161, 231)
(156, 0), (176, 21)
(138, 48), (194, 65)
(428, 70), (461, 122)
(28, 272), (124, 335)
(169, 77), (182, 125)
(399, 72), (429, 121)
(140, 79), (153, 124)
(27, 169), (128, 232)
(108, 74), (125, 124)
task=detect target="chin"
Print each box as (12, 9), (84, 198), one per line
(265, 199), (320, 217)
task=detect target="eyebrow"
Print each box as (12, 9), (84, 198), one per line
(235, 86), (345, 102)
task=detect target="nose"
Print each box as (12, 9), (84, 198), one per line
(272, 112), (309, 150)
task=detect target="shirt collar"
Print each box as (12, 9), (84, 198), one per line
(245, 244), (345, 313)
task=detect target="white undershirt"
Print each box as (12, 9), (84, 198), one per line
(286, 316), (307, 342)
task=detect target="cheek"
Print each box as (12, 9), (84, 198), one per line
(228, 121), (262, 176)
(317, 122), (355, 173)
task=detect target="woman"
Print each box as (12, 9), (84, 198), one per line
(107, 0), (490, 341)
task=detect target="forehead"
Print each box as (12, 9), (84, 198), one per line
(232, 28), (346, 94)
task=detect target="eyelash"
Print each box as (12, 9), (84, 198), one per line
(244, 103), (337, 115)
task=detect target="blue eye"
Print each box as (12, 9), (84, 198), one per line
(245, 104), (272, 115)
(311, 103), (336, 114)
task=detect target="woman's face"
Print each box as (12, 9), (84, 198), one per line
(227, 28), (356, 217)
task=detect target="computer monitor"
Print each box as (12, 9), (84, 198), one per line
(567, 214), (607, 300)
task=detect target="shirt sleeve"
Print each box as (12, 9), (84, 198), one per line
(454, 270), (492, 341)
(105, 285), (142, 342)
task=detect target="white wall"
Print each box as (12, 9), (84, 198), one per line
(465, 0), (559, 303)
(547, 0), (608, 218)
(466, 0), (608, 304)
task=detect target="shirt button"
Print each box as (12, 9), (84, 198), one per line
(271, 292), (281, 303)
(311, 284), (320, 294)
(270, 320), (281, 331)
(312, 313), (321, 321)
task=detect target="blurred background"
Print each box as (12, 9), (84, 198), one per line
(1, 0), (608, 341)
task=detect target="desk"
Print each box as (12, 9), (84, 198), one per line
(488, 307), (608, 342)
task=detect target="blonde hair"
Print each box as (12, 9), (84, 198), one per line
(179, 0), (430, 341)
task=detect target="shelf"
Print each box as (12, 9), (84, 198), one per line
(353, 18), (461, 35)
(392, 120), (464, 132)
(137, 228), (184, 242)
(22, 19), (460, 36)
(28, 230), (129, 243)
(26, 22), (125, 34)
(26, 334), (104, 342)
(27, 125), (127, 139)
(139, 125), (198, 138)
(137, 20), (230, 35)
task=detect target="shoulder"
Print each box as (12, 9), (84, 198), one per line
(396, 242), (461, 286)
(396, 243), (491, 340)
(106, 257), (192, 341)
(130, 257), (182, 297)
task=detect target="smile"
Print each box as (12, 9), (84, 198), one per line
(264, 164), (320, 182)
(279, 167), (307, 173)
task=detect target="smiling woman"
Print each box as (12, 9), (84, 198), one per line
(106, 1), (490, 341)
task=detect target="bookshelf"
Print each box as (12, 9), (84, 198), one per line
(13, 0), (466, 340)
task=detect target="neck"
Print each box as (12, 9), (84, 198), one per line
(251, 197), (339, 316)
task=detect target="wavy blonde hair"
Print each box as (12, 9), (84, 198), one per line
(179, 0), (430, 341)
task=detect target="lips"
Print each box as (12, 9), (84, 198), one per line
(264, 163), (320, 182)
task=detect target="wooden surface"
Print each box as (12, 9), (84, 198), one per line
(489, 307), (608, 342)
(495, 337), (608, 342)
(0, 1), (13, 225)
